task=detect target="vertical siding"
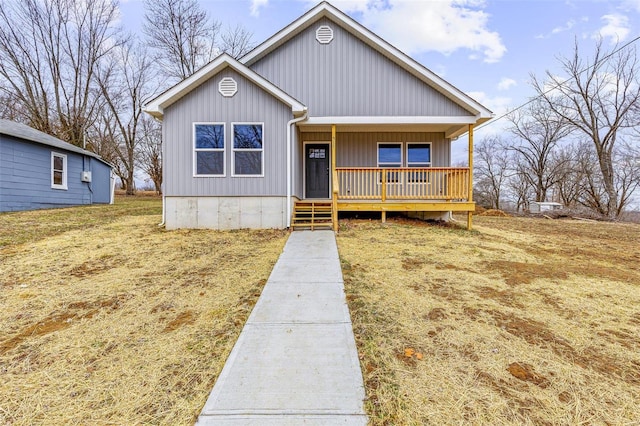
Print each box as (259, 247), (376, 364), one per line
(0, 136), (94, 212)
(250, 17), (473, 118)
(300, 131), (450, 168)
(163, 68), (293, 197)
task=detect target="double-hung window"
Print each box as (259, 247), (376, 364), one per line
(406, 143), (431, 182)
(194, 123), (225, 176)
(377, 142), (402, 182)
(233, 123), (263, 176)
(51, 152), (67, 190)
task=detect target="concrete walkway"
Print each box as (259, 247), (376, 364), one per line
(195, 230), (368, 425)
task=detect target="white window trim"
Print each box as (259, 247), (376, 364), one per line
(232, 122), (265, 178)
(51, 152), (67, 190)
(406, 142), (432, 184)
(193, 122), (226, 177)
(376, 142), (403, 167)
(406, 142), (432, 167)
(377, 142), (403, 185)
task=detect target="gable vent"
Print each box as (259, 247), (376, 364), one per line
(316, 25), (334, 44)
(218, 77), (237, 97)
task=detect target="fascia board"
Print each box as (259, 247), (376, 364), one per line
(240, 2), (329, 65)
(304, 116), (480, 125)
(144, 54), (306, 120)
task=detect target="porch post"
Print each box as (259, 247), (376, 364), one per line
(331, 124), (338, 231)
(467, 124), (474, 230)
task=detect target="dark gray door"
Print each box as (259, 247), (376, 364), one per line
(305, 143), (330, 199)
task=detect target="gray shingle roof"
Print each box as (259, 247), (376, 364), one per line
(0, 119), (112, 167)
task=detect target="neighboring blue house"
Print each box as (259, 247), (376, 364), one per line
(0, 119), (115, 212)
(145, 1), (493, 230)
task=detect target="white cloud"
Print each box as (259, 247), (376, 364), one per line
(327, 0), (506, 63)
(552, 19), (576, 35)
(535, 16), (588, 39)
(596, 14), (630, 43)
(621, 0), (640, 12)
(467, 91), (511, 115)
(250, 0), (269, 17)
(497, 77), (516, 91)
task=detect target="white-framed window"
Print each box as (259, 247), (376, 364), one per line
(377, 142), (402, 183)
(194, 123), (225, 177)
(51, 152), (67, 190)
(406, 143), (431, 183)
(232, 123), (264, 177)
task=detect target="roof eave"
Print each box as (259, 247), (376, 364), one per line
(143, 53), (306, 120)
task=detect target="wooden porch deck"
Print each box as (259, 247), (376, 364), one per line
(328, 167), (475, 230)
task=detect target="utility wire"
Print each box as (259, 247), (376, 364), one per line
(473, 34), (640, 133)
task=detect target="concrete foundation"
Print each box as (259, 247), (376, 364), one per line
(405, 211), (449, 221)
(165, 196), (287, 230)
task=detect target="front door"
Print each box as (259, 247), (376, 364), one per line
(305, 143), (330, 199)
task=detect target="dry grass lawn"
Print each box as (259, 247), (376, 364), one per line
(337, 216), (640, 425)
(0, 197), (288, 424)
(3, 198), (639, 425)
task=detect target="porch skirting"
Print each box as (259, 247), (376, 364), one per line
(165, 196), (287, 230)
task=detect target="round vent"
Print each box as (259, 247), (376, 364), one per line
(218, 77), (237, 97)
(316, 25), (334, 44)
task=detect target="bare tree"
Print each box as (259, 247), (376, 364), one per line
(507, 98), (571, 202)
(137, 115), (163, 194)
(220, 24), (255, 58)
(532, 38), (640, 218)
(96, 40), (159, 195)
(143, 0), (220, 81)
(506, 155), (534, 212)
(474, 136), (511, 210)
(0, 0), (122, 146)
(613, 141), (640, 217)
(0, 90), (23, 121)
(552, 142), (588, 208)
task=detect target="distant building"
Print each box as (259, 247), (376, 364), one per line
(529, 201), (564, 214)
(0, 119), (115, 212)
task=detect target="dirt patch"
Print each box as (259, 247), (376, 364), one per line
(478, 209), (511, 217)
(162, 311), (196, 333)
(475, 286), (525, 308)
(427, 279), (463, 302)
(0, 295), (127, 355)
(425, 308), (448, 321)
(69, 255), (120, 277)
(507, 362), (550, 388)
(489, 310), (639, 384)
(486, 260), (565, 286)
(402, 256), (427, 270)
(597, 328), (639, 350)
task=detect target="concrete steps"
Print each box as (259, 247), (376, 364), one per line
(291, 201), (333, 231)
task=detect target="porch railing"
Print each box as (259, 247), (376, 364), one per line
(335, 167), (470, 201)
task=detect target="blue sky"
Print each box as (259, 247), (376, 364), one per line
(121, 0), (640, 162)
